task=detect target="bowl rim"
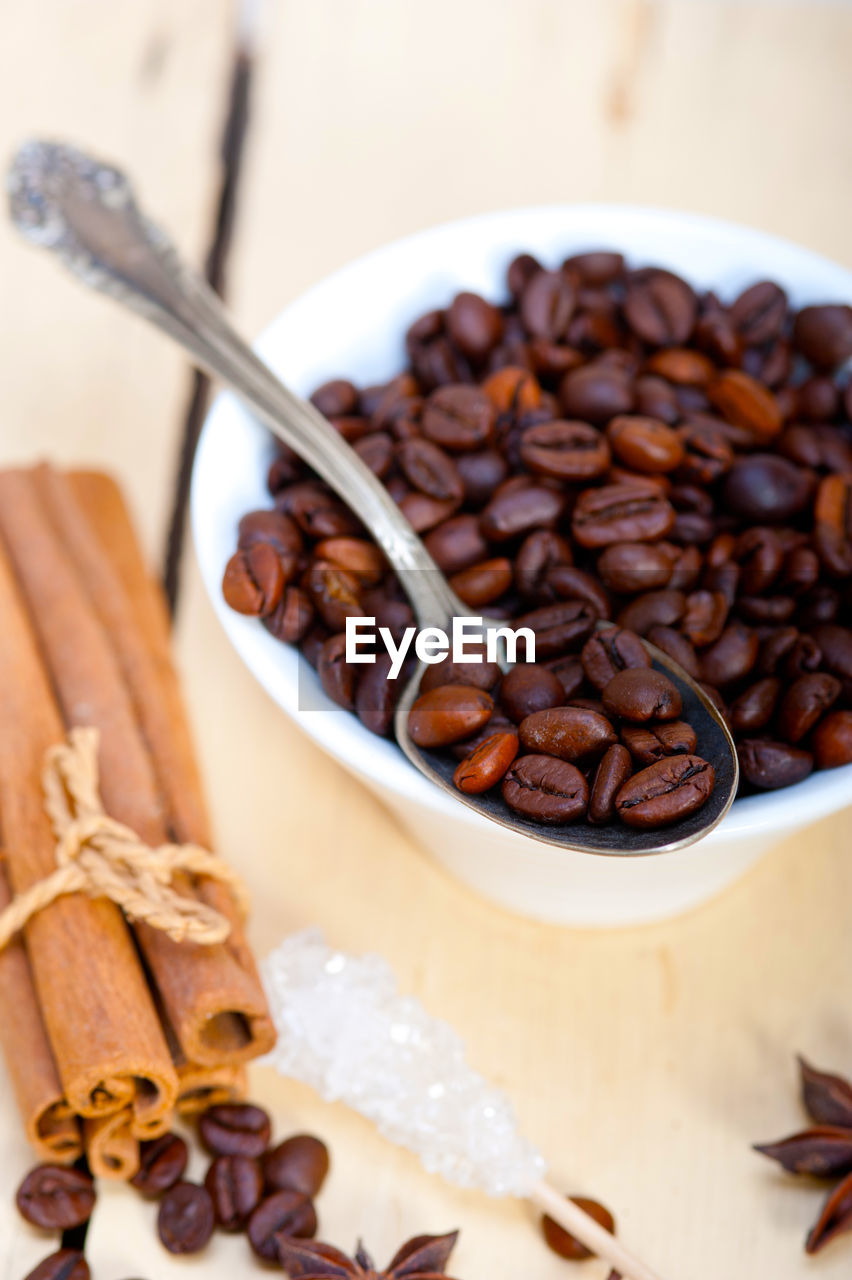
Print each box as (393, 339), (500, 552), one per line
(191, 200), (852, 853)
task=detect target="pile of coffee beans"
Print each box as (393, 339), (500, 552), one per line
(222, 248), (852, 803)
(16, 1104), (329, 1277)
(407, 630), (714, 828)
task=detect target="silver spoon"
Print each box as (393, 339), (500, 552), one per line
(7, 140), (738, 855)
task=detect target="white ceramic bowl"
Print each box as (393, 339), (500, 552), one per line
(192, 205), (852, 927)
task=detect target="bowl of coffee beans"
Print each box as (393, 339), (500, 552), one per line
(192, 204), (852, 926)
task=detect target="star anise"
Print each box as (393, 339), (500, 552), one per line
(754, 1055), (852, 1254)
(275, 1230), (459, 1279)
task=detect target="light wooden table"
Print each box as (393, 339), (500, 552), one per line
(2, 3), (852, 1278)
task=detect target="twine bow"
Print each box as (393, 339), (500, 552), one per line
(0, 727), (249, 950)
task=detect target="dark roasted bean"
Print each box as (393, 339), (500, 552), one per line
(547, 564), (611, 618)
(730, 281), (787, 344)
(646, 625), (700, 680)
(519, 706), (617, 764)
(793, 304), (852, 369)
(520, 270), (576, 340)
(480, 484), (565, 540)
(16, 1165), (95, 1230)
(623, 268), (697, 346)
(455, 447), (509, 505)
(596, 543), (673, 595)
(248, 1191), (318, 1260)
(588, 744), (633, 824)
(515, 529), (573, 599)
(408, 685), (494, 747)
(776, 673), (841, 743)
(502, 755), (588, 823)
(24, 1252), (89, 1280)
(813, 712), (852, 769)
(680, 590), (729, 648)
(454, 732), (520, 794)
(738, 739), (814, 790)
(615, 755), (714, 828)
(814, 474), (852, 577)
(311, 378), (359, 418)
(397, 438), (464, 502)
(424, 514), (490, 574)
(222, 544), (285, 617)
(130, 1133), (188, 1197)
(422, 385), (495, 451)
(263, 1135), (330, 1197)
(515, 601), (597, 657)
(621, 721), (697, 766)
(239, 509), (303, 556)
(730, 678), (781, 734)
(318, 634), (360, 710)
(559, 362), (634, 424)
(199, 1103), (271, 1159)
(449, 557), (513, 607)
(607, 415), (684, 474)
(707, 369), (782, 441)
(447, 292), (504, 360)
(356, 653), (399, 736)
(580, 627), (650, 690)
(157, 1182), (215, 1255)
(602, 668), (682, 723)
(205, 1155), (263, 1231)
(617, 589), (686, 636)
(520, 419), (610, 481)
(500, 664), (565, 722)
(544, 655), (586, 699)
(419, 646), (501, 694)
(572, 483), (675, 548)
(700, 623), (759, 687)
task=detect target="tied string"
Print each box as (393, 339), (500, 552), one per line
(0, 727), (249, 950)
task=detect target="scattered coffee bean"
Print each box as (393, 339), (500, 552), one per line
(588, 744), (633, 824)
(615, 755), (715, 829)
(601, 668), (682, 723)
(205, 1155), (264, 1232)
(199, 1103), (272, 1159)
(738, 739), (814, 790)
(24, 1251), (89, 1280)
(157, 1181), (215, 1255)
(262, 1134), (331, 1198)
(502, 755), (588, 823)
(247, 1190), (318, 1260)
(130, 1133), (188, 1197)
(16, 1165), (95, 1231)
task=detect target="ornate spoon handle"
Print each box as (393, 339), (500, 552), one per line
(8, 140), (463, 630)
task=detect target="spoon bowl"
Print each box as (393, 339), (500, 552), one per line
(8, 140), (739, 857)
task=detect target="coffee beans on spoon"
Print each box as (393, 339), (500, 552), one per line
(222, 248), (852, 812)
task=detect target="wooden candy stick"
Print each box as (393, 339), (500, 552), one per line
(0, 535), (177, 1127)
(84, 1109), (140, 1181)
(0, 469), (271, 1074)
(52, 466), (273, 1021)
(532, 1180), (664, 1280)
(0, 851), (82, 1163)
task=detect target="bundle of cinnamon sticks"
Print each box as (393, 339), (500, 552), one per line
(0, 465), (275, 1178)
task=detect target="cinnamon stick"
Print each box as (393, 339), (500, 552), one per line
(84, 1109), (140, 1180)
(176, 1061), (247, 1115)
(59, 467), (273, 1043)
(0, 468), (272, 1070)
(0, 535), (177, 1127)
(0, 852), (81, 1163)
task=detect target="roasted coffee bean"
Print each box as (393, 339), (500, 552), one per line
(199, 1103), (271, 1159)
(581, 627), (650, 690)
(722, 454), (812, 524)
(248, 1190), (318, 1260)
(730, 678), (782, 734)
(776, 673), (840, 743)
(810, 624), (852, 681)
(408, 685), (494, 747)
(617, 589), (686, 636)
(482, 365), (542, 415)
(500, 664), (565, 721)
(623, 268), (697, 346)
(572, 483), (675, 548)
(730, 281), (787, 344)
(588, 744), (633, 824)
(480, 484), (565, 540)
(398, 491), (460, 532)
(515, 601), (597, 658)
(397, 438), (464, 503)
(424, 514), (490, 574)
(16, 1165), (96, 1230)
(558, 362), (634, 424)
(130, 1133), (188, 1197)
(157, 1182), (215, 1255)
(596, 543), (673, 595)
(793, 304), (852, 369)
(680, 590), (729, 648)
(519, 419), (610, 481)
(446, 292), (504, 360)
(239, 509), (303, 556)
(422, 385), (495, 451)
(675, 420), (734, 485)
(738, 739), (814, 790)
(547, 564), (611, 618)
(450, 557), (513, 606)
(277, 481), (361, 538)
(645, 347), (714, 386)
(266, 586), (315, 645)
(520, 270), (576, 341)
(502, 755), (588, 823)
(222, 544), (285, 617)
(615, 755), (714, 828)
(814, 474), (852, 577)
(646, 625), (700, 680)
(355, 653), (399, 736)
(601, 668), (682, 723)
(519, 706), (617, 764)
(455, 447), (509, 505)
(563, 251), (624, 286)
(607, 415), (684, 474)
(205, 1155), (263, 1231)
(707, 370), (782, 441)
(700, 624), (759, 687)
(621, 721), (697, 766)
(311, 378), (359, 418)
(544, 655), (586, 699)
(418, 647), (501, 694)
(785, 634), (823, 679)
(262, 1135), (330, 1198)
(454, 731), (520, 794)
(542, 1196), (616, 1261)
(812, 711), (852, 769)
(515, 529), (573, 598)
(24, 1252), (89, 1280)
(305, 563), (363, 632)
(318, 634), (360, 711)
(636, 374), (679, 423)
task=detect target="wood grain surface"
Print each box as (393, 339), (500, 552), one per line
(2, 2), (852, 1278)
